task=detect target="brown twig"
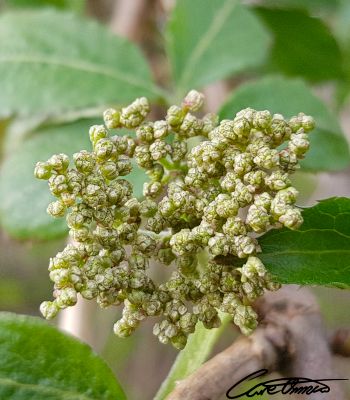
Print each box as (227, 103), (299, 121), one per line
(330, 328), (350, 357)
(168, 286), (346, 400)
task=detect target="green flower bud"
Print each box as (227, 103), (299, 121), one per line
(236, 107), (255, 123)
(253, 146), (279, 169)
(89, 125), (108, 145)
(47, 200), (66, 218)
(222, 147), (241, 170)
(246, 204), (270, 233)
(252, 110), (271, 130)
(83, 183), (107, 208)
(233, 153), (253, 176)
(47, 153), (69, 173)
(241, 256), (266, 279)
(153, 120), (169, 139)
(220, 272), (239, 293)
(66, 170), (83, 195)
(220, 172), (237, 192)
(289, 113), (315, 133)
(135, 232), (157, 255)
(288, 131), (310, 157)
(243, 170), (267, 188)
(232, 117), (251, 141)
(179, 113), (203, 137)
(276, 186), (299, 204)
(300, 114), (315, 132)
(40, 300), (59, 319)
(114, 319), (135, 338)
(94, 207), (114, 227)
(233, 235), (257, 258)
(73, 150), (96, 174)
(279, 206), (303, 230)
(100, 160), (118, 180)
(208, 234), (231, 256)
(178, 312), (197, 334)
(191, 221), (214, 246)
(145, 213), (166, 233)
(177, 253), (198, 276)
(164, 299), (187, 322)
(270, 114), (291, 144)
(265, 170), (291, 191)
(215, 194), (239, 218)
(139, 199), (157, 217)
(232, 180), (254, 207)
(254, 192), (272, 211)
(116, 155), (132, 176)
(134, 144), (153, 169)
(158, 196), (175, 217)
(170, 229), (198, 256)
(48, 174), (68, 196)
(146, 163), (164, 182)
(166, 105), (185, 130)
(103, 108), (121, 129)
(222, 216), (247, 237)
(182, 89), (204, 112)
(136, 123), (154, 143)
(279, 149), (299, 172)
(69, 226), (91, 242)
(149, 140), (171, 161)
(80, 279), (98, 299)
(171, 140), (187, 162)
(56, 287), (77, 308)
(117, 222), (138, 243)
(49, 268), (70, 287)
(195, 271), (220, 294)
(120, 97), (150, 128)
(234, 305), (258, 336)
(185, 167), (207, 187)
(34, 161), (53, 180)
(113, 135), (136, 156)
(94, 138), (117, 161)
(143, 181), (162, 198)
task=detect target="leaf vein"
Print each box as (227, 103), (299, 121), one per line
(178, 0), (237, 91)
(0, 55), (161, 97)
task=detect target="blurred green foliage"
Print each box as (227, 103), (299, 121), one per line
(0, 0), (349, 399)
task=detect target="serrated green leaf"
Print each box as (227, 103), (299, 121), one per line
(166, 0), (270, 97)
(0, 312), (126, 400)
(0, 9), (163, 118)
(154, 313), (231, 400)
(0, 120), (147, 240)
(259, 197), (350, 287)
(219, 76), (350, 171)
(254, 7), (343, 82)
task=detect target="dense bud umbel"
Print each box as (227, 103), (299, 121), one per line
(35, 90), (314, 349)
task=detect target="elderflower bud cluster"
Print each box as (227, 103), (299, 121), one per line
(35, 90), (314, 349)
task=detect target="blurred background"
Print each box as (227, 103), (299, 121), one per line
(0, 0), (349, 399)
